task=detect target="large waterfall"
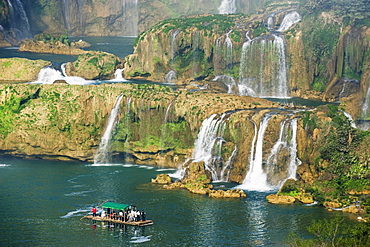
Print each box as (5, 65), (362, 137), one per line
(218, 0), (236, 14)
(122, 0), (139, 36)
(237, 115), (300, 191)
(192, 113), (229, 181)
(94, 94), (124, 164)
(237, 115), (273, 191)
(238, 34), (289, 98)
(5, 0), (32, 42)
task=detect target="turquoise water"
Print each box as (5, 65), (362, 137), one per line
(0, 157), (344, 246)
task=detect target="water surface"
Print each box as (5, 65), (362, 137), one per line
(0, 157), (344, 246)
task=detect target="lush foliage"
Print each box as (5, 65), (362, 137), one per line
(288, 215), (370, 246)
(309, 105), (370, 203)
(302, 0), (369, 24)
(34, 33), (69, 45)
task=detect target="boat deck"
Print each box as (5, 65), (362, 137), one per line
(82, 215), (153, 226)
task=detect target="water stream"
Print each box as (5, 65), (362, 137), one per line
(94, 94), (124, 164)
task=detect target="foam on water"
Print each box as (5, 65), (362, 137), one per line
(64, 190), (95, 197)
(60, 208), (90, 218)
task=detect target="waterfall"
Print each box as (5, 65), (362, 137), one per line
(342, 111), (357, 128)
(220, 145), (237, 182)
(32, 65), (93, 85)
(267, 15), (275, 30)
(225, 30), (233, 69)
(170, 29), (180, 59)
(122, 0), (139, 36)
(61, 0), (71, 31)
(192, 113), (229, 181)
(237, 115), (274, 191)
(109, 68), (128, 82)
(6, 0), (32, 42)
(164, 70), (176, 84)
(265, 118), (301, 187)
(277, 11), (301, 32)
(213, 75), (237, 94)
(218, 0), (236, 14)
(238, 34), (289, 98)
(362, 86), (370, 119)
(94, 94), (124, 164)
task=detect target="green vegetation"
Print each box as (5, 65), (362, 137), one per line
(288, 215), (370, 246)
(34, 33), (69, 45)
(310, 105), (369, 203)
(302, 0), (369, 25)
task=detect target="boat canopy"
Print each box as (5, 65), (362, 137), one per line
(101, 202), (130, 211)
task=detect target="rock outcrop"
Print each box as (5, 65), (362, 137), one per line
(0, 58), (50, 81)
(64, 51), (124, 80)
(19, 39), (88, 55)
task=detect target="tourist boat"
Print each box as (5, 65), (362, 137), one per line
(81, 201), (153, 226)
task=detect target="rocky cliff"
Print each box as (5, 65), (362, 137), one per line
(124, 7), (370, 120)
(0, 0), (269, 41)
(0, 82), (369, 207)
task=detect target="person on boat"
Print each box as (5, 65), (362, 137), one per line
(119, 210), (123, 221)
(141, 210), (146, 221)
(101, 210), (106, 218)
(123, 210), (128, 222)
(136, 210), (141, 222)
(92, 207), (97, 217)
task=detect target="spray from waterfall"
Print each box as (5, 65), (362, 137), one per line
(31, 65), (93, 85)
(94, 94), (124, 164)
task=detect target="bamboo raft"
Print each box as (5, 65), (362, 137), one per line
(81, 215), (153, 226)
(80, 201), (153, 227)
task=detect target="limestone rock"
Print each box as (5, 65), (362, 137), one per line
(266, 194), (296, 204)
(151, 174), (173, 184)
(209, 189), (246, 198)
(19, 39), (87, 55)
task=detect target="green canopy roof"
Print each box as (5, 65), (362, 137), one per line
(101, 202), (130, 211)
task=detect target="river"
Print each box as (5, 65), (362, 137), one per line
(0, 156), (345, 246)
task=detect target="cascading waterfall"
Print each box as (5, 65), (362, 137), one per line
(277, 11), (301, 32)
(342, 111), (357, 128)
(94, 94), (124, 164)
(224, 30), (233, 69)
(362, 86), (370, 119)
(265, 118), (301, 187)
(170, 29), (180, 59)
(192, 113), (229, 181)
(218, 0), (236, 14)
(238, 34), (289, 98)
(213, 75), (237, 94)
(122, 0), (139, 36)
(237, 115), (274, 191)
(220, 145), (237, 182)
(164, 70), (177, 84)
(6, 0), (32, 42)
(32, 65), (93, 85)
